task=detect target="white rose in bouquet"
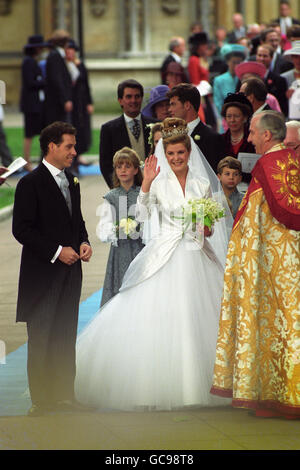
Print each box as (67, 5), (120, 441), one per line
(119, 217), (138, 237)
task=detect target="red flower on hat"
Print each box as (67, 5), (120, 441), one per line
(267, 79), (273, 85)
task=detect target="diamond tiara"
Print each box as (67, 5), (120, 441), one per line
(161, 126), (188, 138)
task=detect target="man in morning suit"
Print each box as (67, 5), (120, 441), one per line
(99, 79), (156, 188)
(13, 121), (93, 417)
(20, 34), (48, 172)
(256, 44), (288, 116)
(260, 28), (292, 74)
(44, 30), (73, 125)
(240, 77), (271, 115)
(272, 0), (300, 36)
(167, 83), (225, 173)
(160, 37), (189, 85)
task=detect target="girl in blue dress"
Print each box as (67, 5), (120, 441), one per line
(97, 147), (144, 306)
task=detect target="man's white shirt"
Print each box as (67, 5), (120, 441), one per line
(42, 159), (65, 263)
(187, 117), (200, 136)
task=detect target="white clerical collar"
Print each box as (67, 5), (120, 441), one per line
(42, 158), (63, 177)
(171, 52), (181, 63)
(187, 117), (200, 135)
(124, 113), (141, 123)
(265, 142), (285, 154)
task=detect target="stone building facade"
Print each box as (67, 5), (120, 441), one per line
(0, 0), (299, 107)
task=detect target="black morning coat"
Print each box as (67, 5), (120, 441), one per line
(12, 163), (89, 322)
(190, 120), (225, 173)
(44, 48), (73, 124)
(99, 114), (155, 188)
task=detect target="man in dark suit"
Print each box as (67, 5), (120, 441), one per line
(167, 83), (225, 173)
(260, 27), (293, 74)
(44, 30), (73, 125)
(240, 77), (271, 115)
(160, 37), (189, 85)
(256, 44), (288, 116)
(13, 121), (92, 417)
(272, 0), (300, 36)
(99, 79), (156, 188)
(226, 13), (247, 44)
(20, 35), (48, 171)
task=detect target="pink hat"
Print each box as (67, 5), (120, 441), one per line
(235, 61), (266, 80)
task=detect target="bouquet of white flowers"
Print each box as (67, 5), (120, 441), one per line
(185, 198), (225, 228)
(116, 217), (139, 239)
(174, 197), (225, 233)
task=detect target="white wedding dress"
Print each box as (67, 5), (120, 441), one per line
(75, 139), (232, 411)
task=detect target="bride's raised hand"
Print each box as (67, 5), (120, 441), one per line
(144, 155), (160, 181)
(142, 155), (160, 192)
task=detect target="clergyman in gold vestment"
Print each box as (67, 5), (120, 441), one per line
(211, 111), (300, 419)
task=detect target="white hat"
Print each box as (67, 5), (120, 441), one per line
(283, 41), (300, 58)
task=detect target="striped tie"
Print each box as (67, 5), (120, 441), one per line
(58, 171), (72, 214)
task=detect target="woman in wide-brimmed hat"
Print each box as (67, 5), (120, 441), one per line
(282, 41), (300, 87)
(142, 85), (170, 121)
(220, 92), (255, 182)
(188, 32), (210, 85)
(282, 41), (300, 119)
(213, 44), (247, 117)
(235, 61), (282, 113)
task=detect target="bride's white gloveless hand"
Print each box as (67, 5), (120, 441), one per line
(142, 155), (160, 192)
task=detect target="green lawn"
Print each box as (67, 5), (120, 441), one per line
(6, 128), (100, 158)
(0, 186), (15, 209)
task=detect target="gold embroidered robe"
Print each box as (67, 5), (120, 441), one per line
(211, 144), (300, 416)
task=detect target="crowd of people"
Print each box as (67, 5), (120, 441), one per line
(17, 29), (93, 175)
(1, 1), (299, 421)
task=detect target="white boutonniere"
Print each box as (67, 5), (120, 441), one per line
(194, 135), (201, 141)
(73, 177), (79, 185)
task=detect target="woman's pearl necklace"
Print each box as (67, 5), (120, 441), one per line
(231, 132), (244, 144)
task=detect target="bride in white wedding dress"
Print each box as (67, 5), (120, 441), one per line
(75, 118), (232, 411)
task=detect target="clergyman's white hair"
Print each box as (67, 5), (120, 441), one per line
(255, 110), (286, 141)
(286, 120), (300, 139)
